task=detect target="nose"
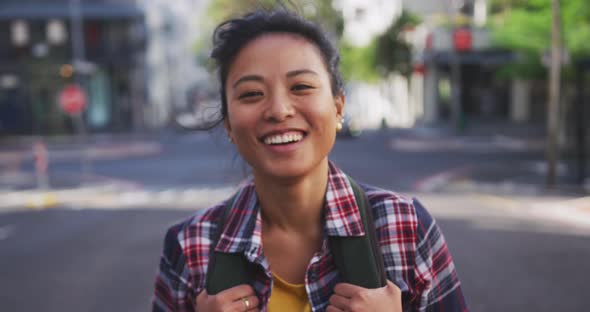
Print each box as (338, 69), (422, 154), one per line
(263, 90), (295, 122)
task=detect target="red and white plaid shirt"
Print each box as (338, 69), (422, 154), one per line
(152, 161), (468, 311)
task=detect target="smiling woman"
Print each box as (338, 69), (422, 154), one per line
(152, 9), (468, 312)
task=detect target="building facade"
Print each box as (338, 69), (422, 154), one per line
(0, 0), (147, 136)
(403, 0), (520, 125)
(139, 0), (210, 130)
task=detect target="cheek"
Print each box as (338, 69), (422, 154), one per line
(305, 99), (338, 128)
(227, 104), (245, 128)
(227, 106), (257, 139)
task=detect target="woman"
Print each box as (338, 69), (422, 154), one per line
(153, 10), (468, 312)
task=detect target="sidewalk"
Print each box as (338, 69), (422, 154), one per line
(0, 133), (163, 167)
(529, 196), (590, 229)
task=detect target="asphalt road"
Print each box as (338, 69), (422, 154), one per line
(1, 129), (588, 311)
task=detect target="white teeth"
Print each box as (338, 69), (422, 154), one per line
(263, 132), (304, 145)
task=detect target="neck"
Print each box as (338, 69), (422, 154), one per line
(254, 159), (329, 234)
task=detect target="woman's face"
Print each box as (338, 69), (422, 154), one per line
(225, 33), (344, 180)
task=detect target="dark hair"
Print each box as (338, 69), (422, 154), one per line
(210, 9), (344, 120)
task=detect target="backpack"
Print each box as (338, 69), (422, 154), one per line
(205, 176), (387, 295)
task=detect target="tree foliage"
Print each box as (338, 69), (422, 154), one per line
(339, 40), (379, 82)
(491, 0), (590, 79)
(374, 11), (421, 79)
(340, 10), (420, 82)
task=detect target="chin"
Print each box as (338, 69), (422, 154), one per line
(255, 158), (323, 181)
(264, 162), (307, 179)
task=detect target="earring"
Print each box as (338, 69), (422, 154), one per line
(336, 119), (343, 132)
(228, 135), (234, 144)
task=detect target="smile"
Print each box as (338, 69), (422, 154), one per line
(262, 131), (306, 145)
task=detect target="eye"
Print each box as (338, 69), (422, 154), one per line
(238, 91), (263, 100)
(291, 84), (313, 91)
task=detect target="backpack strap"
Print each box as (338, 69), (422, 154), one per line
(205, 176), (387, 294)
(205, 194), (253, 295)
(329, 177), (387, 289)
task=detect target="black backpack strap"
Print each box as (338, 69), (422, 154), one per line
(205, 194), (253, 295)
(329, 177), (387, 289)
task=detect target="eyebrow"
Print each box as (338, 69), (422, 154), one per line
(232, 69), (319, 89)
(286, 69), (319, 78)
(232, 75), (263, 89)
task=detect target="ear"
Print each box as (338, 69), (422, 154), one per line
(334, 93), (345, 119)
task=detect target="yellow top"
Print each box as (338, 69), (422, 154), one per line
(267, 273), (312, 312)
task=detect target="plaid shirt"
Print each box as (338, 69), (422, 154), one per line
(152, 161), (468, 311)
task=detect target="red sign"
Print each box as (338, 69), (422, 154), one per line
(59, 84), (86, 115)
(413, 63), (426, 75)
(453, 29), (472, 52)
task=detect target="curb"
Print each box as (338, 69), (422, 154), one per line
(0, 182), (138, 211)
(442, 179), (589, 197)
(0, 183), (238, 212)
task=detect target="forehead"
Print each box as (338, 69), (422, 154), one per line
(227, 33), (328, 79)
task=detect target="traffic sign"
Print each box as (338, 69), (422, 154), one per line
(453, 28), (472, 52)
(58, 84), (86, 115)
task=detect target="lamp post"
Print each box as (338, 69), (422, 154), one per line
(448, 0), (463, 132)
(68, 0), (93, 182)
(69, 0), (85, 69)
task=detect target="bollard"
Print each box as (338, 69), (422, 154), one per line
(33, 141), (49, 189)
(27, 141), (58, 209)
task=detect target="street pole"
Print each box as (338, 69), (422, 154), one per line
(546, 0), (562, 188)
(69, 0), (93, 182)
(575, 66), (586, 185)
(448, 0), (462, 132)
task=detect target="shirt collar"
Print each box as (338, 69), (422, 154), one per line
(213, 161), (365, 256)
(214, 182), (264, 260)
(323, 161), (365, 237)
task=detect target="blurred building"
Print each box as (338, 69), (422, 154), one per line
(139, 0), (210, 130)
(333, 0), (519, 130)
(403, 0), (520, 125)
(0, 0), (147, 136)
(0, 0), (210, 137)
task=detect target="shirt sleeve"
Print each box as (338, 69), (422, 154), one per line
(412, 199), (468, 312)
(152, 224), (196, 312)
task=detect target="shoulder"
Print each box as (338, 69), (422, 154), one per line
(161, 197), (232, 265)
(164, 199), (229, 248)
(358, 183), (443, 250)
(359, 183), (418, 224)
(158, 198), (232, 290)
